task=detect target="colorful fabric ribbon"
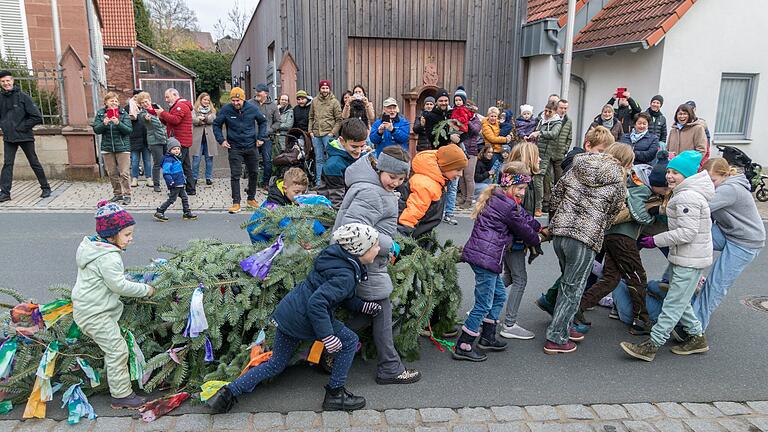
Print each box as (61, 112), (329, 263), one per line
(183, 285), (208, 338)
(61, 383), (96, 424)
(23, 377), (46, 419)
(239, 344), (272, 377)
(167, 346), (185, 364)
(204, 337), (214, 362)
(76, 357), (101, 388)
(123, 330), (146, 389)
(24, 342), (61, 419)
(11, 303), (44, 337)
(0, 400), (12, 415)
(39, 299), (73, 328)
(65, 322), (81, 345)
(294, 194), (333, 208)
(139, 392), (190, 422)
(240, 235), (285, 280)
(200, 380), (230, 402)
(0, 337), (18, 379)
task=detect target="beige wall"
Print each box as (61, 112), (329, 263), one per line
(0, 132), (70, 179)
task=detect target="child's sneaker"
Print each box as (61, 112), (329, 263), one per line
(670, 334), (709, 356)
(535, 294), (554, 316)
(499, 323), (535, 340)
(568, 327), (585, 342)
(183, 212), (198, 220)
(608, 305), (620, 320)
(442, 215), (459, 225)
(110, 392), (146, 410)
(629, 319), (652, 336)
(153, 211), (168, 222)
(620, 339), (658, 362)
(671, 325), (689, 343)
(543, 340), (577, 354)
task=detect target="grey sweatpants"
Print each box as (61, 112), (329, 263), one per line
(346, 297), (405, 379)
(502, 248), (527, 327)
(546, 236), (596, 344)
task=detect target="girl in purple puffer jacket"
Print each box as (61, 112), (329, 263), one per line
(454, 161), (543, 362)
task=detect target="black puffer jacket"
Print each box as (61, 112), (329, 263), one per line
(0, 87), (42, 143)
(646, 108), (668, 143)
(126, 103), (148, 152)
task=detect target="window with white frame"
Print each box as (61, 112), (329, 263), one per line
(715, 73), (758, 140)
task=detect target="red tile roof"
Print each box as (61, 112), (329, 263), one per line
(98, 0), (137, 48)
(527, 0), (587, 25)
(573, 0), (696, 52)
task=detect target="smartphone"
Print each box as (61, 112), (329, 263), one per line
(152, 103), (160, 109)
(616, 87), (627, 99)
(353, 94), (362, 100)
(381, 114), (391, 123)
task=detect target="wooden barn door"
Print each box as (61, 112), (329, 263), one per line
(347, 38), (466, 114)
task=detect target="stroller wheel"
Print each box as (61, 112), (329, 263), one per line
(756, 187), (768, 202)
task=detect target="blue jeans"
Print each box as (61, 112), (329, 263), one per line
(259, 139), (273, 186)
(312, 135), (333, 187)
(464, 264), (507, 333)
(445, 177), (459, 217)
(130, 148), (151, 178)
(474, 179), (492, 200)
(192, 140), (214, 181)
(614, 279), (666, 325)
(227, 326), (359, 397)
(693, 224), (760, 331)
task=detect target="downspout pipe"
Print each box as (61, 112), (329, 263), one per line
(130, 47), (137, 90)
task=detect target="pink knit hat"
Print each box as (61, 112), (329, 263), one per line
(95, 200), (135, 238)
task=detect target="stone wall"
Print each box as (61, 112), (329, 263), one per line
(105, 48), (136, 103)
(0, 129), (78, 179)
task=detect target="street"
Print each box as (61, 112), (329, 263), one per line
(1, 212), (767, 423)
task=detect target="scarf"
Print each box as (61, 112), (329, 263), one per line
(647, 108), (661, 118)
(601, 117), (615, 129)
(629, 129), (648, 143)
(198, 106), (211, 114)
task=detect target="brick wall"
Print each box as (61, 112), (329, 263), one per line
(105, 48), (136, 103)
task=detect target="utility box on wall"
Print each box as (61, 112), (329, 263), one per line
(521, 19), (561, 58)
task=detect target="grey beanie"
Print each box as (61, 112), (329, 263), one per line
(333, 223), (379, 256)
(424, 96), (436, 104)
(255, 83), (269, 93)
(166, 137), (181, 152)
(376, 152), (410, 176)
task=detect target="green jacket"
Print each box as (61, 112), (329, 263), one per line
(606, 175), (655, 239)
(72, 236), (150, 324)
(92, 107), (133, 153)
(309, 93), (342, 136)
(535, 115), (562, 172)
(140, 109), (168, 147)
(552, 116), (573, 159)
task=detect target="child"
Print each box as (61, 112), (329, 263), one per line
(499, 109), (515, 138)
(508, 141), (542, 215)
(454, 162), (543, 361)
(72, 201), (155, 409)
(474, 145), (496, 199)
(398, 144), (468, 239)
(333, 147), (421, 385)
(319, 118), (369, 208)
(621, 150), (714, 361)
(576, 144), (656, 335)
(515, 105), (537, 141)
(153, 138), (197, 221)
(136, 92), (168, 193)
(206, 223), (382, 413)
(544, 143), (630, 354)
(450, 86), (473, 134)
(247, 167), (325, 244)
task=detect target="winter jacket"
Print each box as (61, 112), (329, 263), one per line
(646, 108), (667, 143)
(450, 106), (474, 134)
(140, 109), (168, 148)
(248, 179), (326, 244)
(463, 115), (483, 156)
(549, 152), (627, 252)
(292, 104), (311, 132)
(588, 114), (623, 142)
(125, 103), (148, 152)
(309, 93), (342, 136)
(92, 107), (133, 153)
(161, 152), (185, 188)
(332, 155), (398, 300)
(462, 189), (541, 273)
(499, 109), (515, 137)
(608, 97), (642, 134)
(652, 170), (715, 269)
(620, 131), (659, 165)
(552, 115), (573, 160)
(278, 105), (294, 134)
(398, 150), (446, 235)
(271, 244), (366, 340)
(515, 116), (537, 139)
(0, 87), (42, 143)
(667, 119), (707, 157)
(535, 114), (562, 172)
(413, 110), (432, 152)
(72, 236), (150, 325)
(423, 107), (453, 149)
(481, 119), (507, 153)
(605, 171), (655, 239)
(212, 100), (268, 149)
(474, 157), (494, 183)
(159, 98), (194, 148)
(191, 108), (218, 157)
(370, 114), (411, 156)
(708, 174), (766, 249)
(319, 139), (359, 208)
(253, 95), (281, 137)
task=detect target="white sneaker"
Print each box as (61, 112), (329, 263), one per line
(499, 323), (535, 340)
(130, 177), (139, 187)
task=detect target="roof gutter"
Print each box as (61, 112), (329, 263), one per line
(573, 40), (648, 57)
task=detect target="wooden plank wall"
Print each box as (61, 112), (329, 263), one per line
(347, 0), (470, 41)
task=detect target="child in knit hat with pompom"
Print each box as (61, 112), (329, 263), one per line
(71, 201), (155, 409)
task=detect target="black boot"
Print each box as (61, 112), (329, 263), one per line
(322, 385), (366, 411)
(206, 385), (237, 413)
(452, 329), (487, 362)
(477, 321), (507, 351)
(40, 187), (51, 198)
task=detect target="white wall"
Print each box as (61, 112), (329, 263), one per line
(525, 56), (561, 113)
(660, 0), (768, 163)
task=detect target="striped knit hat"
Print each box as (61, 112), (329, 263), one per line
(95, 200), (135, 238)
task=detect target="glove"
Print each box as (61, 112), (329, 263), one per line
(361, 301), (382, 316)
(389, 242), (401, 264)
(638, 236), (656, 249)
(321, 335), (342, 353)
(527, 244), (544, 265)
(538, 227), (552, 243)
(397, 224), (415, 238)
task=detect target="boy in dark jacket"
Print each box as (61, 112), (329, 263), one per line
(318, 118), (369, 208)
(153, 139), (196, 221)
(206, 223), (382, 413)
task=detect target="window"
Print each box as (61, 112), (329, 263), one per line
(715, 74), (758, 140)
(138, 59), (151, 74)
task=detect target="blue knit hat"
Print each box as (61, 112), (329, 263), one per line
(255, 83), (269, 93)
(667, 150), (702, 178)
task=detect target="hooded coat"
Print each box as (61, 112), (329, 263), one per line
(159, 98), (194, 148)
(319, 139), (359, 208)
(292, 103), (311, 132)
(72, 237), (150, 324)
(535, 114), (562, 172)
(708, 174), (766, 249)
(652, 170), (715, 268)
(481, 118), (508, 153)
(161, 152), (186, 188)
(332, 155), (398, 300)
(398, 150), (446, 236)
(549, 152), (627, 252)
(140, 109), (168, 148)
(369, 114), (411, 156)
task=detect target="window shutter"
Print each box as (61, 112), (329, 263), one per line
(0, 0), (32, 68)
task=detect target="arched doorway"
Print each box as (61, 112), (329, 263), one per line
(402, 85), (438, 155)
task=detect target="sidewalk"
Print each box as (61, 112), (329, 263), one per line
(1, 400), (766, 432)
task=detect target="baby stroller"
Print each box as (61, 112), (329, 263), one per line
(273, 128), (316, 185)
(716, 145), (768, 201)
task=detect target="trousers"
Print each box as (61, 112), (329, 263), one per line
(158, 187), (190, 213)
(502, 248), (528, 326)
(77, 314), (132, 398)
(650, 264), (703, 346)
(464, 264), (507, 333)
(103, 152), (131, 197)
(228, 146), (259, 203)
(150, 145), (165, 187)
(346, 298), (405, 379)
(546, 236), (595, 344)
(1, 140), (50, 195)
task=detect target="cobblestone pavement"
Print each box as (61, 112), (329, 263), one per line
(1, 401), (767, 431)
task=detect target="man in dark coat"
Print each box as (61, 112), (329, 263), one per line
(0, 70), (50, 202)
(646, 94), (667, 144)
(422, 89), (456, 149)
(608, 90), (642, 134)
(292, 90), (311, 132)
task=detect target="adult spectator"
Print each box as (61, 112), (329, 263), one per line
(213, 87), (268, 214)
(370, 97), (410, 155)
(342, 85), (375, 127)
(685, 100), (712, 162)
(668, 103), (707, 158)
(587, 105), (623, 142)
(135, 92), (167, 193)
(528, 100), (562, 217)
(192, 92), (217, 187)
(481, 106), (511, 166)
(620, 112), (659, 164)
(423, 89), (455, 149)
(159, 88), (195, 195)
(309, 80), (342, 187)
(293, 90), (311, 132)
(340, 90), (353, 110)
(92, 92), (133, 204)
(537, 94), (560, 121)
(608, 89), (641, 134)
(253, 83), (281, 187)
(646, 95), (667, 144)
(0, 70), (50, 202)
(127, 90), (151, 188)
(413, 96), (435, 152)
(276, 94), (294, 151)
(542, 99), (572, 210)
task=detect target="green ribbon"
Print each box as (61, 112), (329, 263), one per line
(66, 322), (81, 345)
(76, 357), (101, 388)
(0, 337), (18, 379)
(123, 330), (145, 389)
(0, 400), (12, 415)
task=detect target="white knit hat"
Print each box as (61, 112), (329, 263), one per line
(520, 104), (534, 114)
(333, 223), (379, 256)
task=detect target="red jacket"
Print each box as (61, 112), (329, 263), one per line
(160, 98), (193, 148)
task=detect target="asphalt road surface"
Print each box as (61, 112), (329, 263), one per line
(1, 212), (766, 419)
